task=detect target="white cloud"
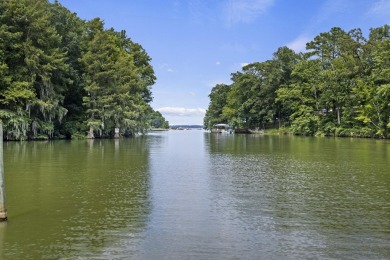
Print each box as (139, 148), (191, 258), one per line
(287, 35), (311, 53)
(223, 0), (274, 25)
(157, 107), (206, 117)
(240, 62), (249, 68)
(216, 61), (221, 65)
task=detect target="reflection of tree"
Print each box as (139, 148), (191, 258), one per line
(206, 134), (390, 258)
(0, 222), (6, 259)
(2, 139), (151, 259)
(206, 133), (289, 156)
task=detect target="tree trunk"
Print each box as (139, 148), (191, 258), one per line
(87, 126), (95, 139)
(114, 127), (120, 138)
(337, 107), (341, 125)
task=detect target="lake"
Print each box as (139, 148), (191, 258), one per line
(1, 130), (389, 259)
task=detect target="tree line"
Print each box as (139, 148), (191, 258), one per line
(0, 0), (168, 140)
(204, 25), (390, 138)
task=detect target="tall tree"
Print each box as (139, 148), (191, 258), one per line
(50, 0), (86, 138)
(221, 47), (298, 129)
(276, 59), (322, 135)
(353, 25), (390, 137)
(204, 84), (231, 129)
(81, 19), (120, 138)
(113, 30), (156, 135)
(205, 25), (390, 138)
(0, 0), (68, 140)
(81, 22), (156, 138)
(306, 27), (360, 127)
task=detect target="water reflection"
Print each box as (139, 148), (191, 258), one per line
(1, 132), (389, 259)
(1, 138), (151, 259)
(207, 133), (390, 258)
(136, 131), (220, 259)
(0, 222), (6, 255)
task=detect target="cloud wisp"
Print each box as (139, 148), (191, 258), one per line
(223, 0), (274, 25)
(158, 63), (175, 73)
(367, 0), (390, 19)
(157, 107), (206, 117)
(287, 35), (311, 53)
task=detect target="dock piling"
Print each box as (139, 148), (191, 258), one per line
(0, 122), (7, 221)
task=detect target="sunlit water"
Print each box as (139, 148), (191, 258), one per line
(1, 131), (389, 259)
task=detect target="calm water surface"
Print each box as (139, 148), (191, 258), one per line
(1, 131), (389, 259)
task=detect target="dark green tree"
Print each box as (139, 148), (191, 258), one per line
(0, 0), (69, 140)
(81, 21), (156, 138)
(220, 47), (298, 129)
(205, 25), (389, 138)
(353, 25), (390, 137)
(204, 84), (231, 129)
(149, 110), (169, 129)
(50, 0), (86, 138)
(306, 27), (361, 128)
(276, 59), (322, 135)
(81, 20), (120, 138)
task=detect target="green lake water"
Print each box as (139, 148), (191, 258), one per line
(1, 131), (389, 259)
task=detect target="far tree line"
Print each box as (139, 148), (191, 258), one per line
(0, 0), (168, 141)
(204, 25), (390, 138)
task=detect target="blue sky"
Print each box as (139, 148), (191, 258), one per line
(59, 0), (390, 125)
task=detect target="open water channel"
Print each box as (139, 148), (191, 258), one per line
(0, 130), (389, 259)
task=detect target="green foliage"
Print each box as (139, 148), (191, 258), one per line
(0, 0), (156, 140)
(204, 84), (231, 129)
(149, 110), (169, 129)
(290, 112), (319, 136)
(206, 47), (300, 130)
(205, 25), (390, 138)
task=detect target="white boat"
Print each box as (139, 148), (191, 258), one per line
(211, 124), (233, 134)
